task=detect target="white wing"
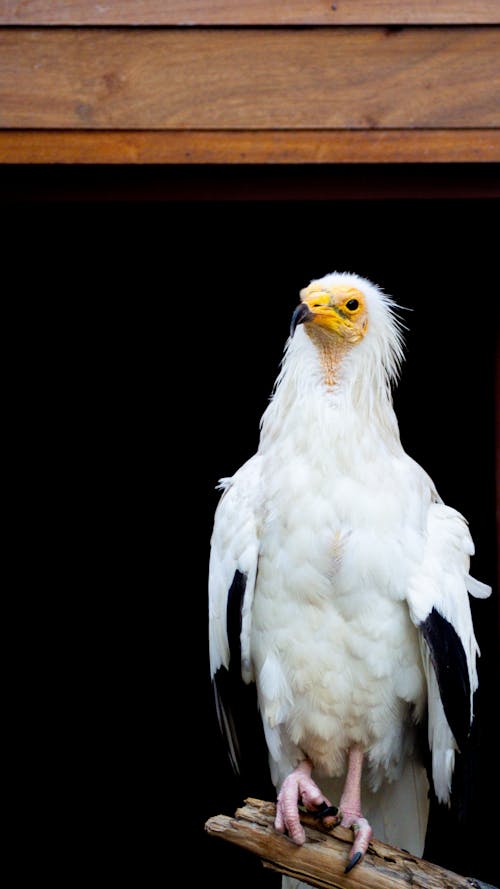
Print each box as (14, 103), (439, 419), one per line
(209, 454), (262, 770)
(406, 501), (491, 802)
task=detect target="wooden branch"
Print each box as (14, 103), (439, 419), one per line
(205, 798), (484, 889)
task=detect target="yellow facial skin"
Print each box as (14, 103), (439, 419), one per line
(299, 284), (368, 344)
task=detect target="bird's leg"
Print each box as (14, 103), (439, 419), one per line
(338, 745), (372, 872)
(275, 759), (337, 845)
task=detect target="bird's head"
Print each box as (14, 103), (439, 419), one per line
(291, 281), (368, 344)
(288, 272), (405, 390)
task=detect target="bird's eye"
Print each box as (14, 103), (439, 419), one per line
(345, 299), (359, 311)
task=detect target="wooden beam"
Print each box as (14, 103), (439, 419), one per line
(0, 28), (499, 129)
(205, 798), (479, 889)
(0, 1), (499, 25)
(2, 129), (500, 164)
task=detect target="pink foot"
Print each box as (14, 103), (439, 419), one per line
(338, 746), (373, 872)
(275, 760), (333, 845)
(339, 809), (372, 872)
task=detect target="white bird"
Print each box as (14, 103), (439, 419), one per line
(208, 272), (491, 876)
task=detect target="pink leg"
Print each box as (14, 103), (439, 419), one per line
(338, 745), (372, 872)
(275, 759), (334, 845)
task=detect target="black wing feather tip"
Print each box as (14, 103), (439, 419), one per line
(213, 570), (273, 797)
(212, 570), (248, 774)
(420, 607), (471, 750)
(226, 569), (247, 666)
(213, 672), (241, 774)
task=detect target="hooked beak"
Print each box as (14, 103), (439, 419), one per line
(290, 302), (314, 337)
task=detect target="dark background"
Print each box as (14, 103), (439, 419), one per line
(5, 172), (498, 886)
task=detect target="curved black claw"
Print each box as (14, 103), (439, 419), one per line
(345, 851), (362, 874)
(312, 802), (339, 819)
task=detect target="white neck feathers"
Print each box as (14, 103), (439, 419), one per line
(259, 304), (404, 457)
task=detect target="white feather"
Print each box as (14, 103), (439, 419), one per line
(466, 574), (492, 599)
(209, 454), (261, 682)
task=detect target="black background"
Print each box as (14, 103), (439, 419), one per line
(5, 171), (498, 886)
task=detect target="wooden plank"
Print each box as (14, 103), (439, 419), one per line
(0, 1), (499, 25)
(0, 28), (499, 130)
(2, 130), (500, 164)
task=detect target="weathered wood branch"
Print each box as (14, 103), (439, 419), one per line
(205, 798), (495, 889)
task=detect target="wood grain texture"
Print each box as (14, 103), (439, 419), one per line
(2, 130), (500, 164)
(206, 799), (475, 889)
(0, 28), (499, 130)
(0, 1), (499, 25)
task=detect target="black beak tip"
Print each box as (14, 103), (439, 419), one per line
(290, 303), (313, 337)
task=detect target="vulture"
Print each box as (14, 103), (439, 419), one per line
(208, 272), (490, 877)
